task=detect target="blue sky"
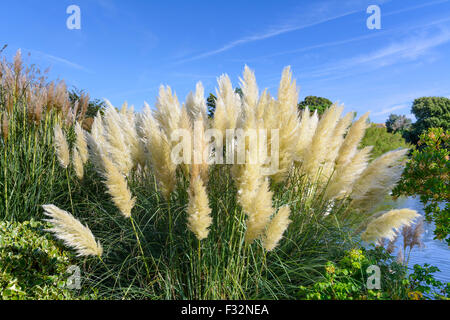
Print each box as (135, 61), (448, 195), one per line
(1, 0), (450, 123)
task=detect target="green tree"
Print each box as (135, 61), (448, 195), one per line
(360, 124), (413, 159)
(298, 96), (333, 116)
(393, 128), (450, 245)
(408, 97), (450, 144)
(386, 114), (412, 133)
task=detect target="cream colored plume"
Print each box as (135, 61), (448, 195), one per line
(325, 146), (372, 200)
(153, 85), (181, 139)
(101, 154), (136, 218)
(302, 105), (343, 180)
(75, 121), (89, 164)
(213, 74), (242, 135)
(53, 124), (70, 168)
(187, 175), (213, 240)
(243, 178), (275, 244)
(102, 103), (133, 175)
(239, 66), (259, 110)
(361, 209), (420, 243)
(295, 108), (318, 164)
(351, 148), (408, 212)
(335, 112), (370, 168)
(141, 111), (177, 200)
(43, 204), (103, 257)
(272, 66), (300, 182)
(185, 81), (207, 123)
(263, 205), (292, 251)
(72, 147), (84, 180)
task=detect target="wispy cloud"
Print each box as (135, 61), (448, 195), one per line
(373, 104), (408, 116)
(174, 8), (361, 64)
(299, 27), (450, 80)
(29, 50), (92, 73)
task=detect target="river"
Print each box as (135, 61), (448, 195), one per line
(393, 197), (449, 284)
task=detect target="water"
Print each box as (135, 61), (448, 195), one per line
(393, 197), (449, 284)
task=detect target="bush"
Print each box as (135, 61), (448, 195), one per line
(393, 128), (450, 245)
(296, 247), (411, 300)
(0, 220), (98, 299)
(360, 124), (413, 159)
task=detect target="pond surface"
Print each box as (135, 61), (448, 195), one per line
(393, 197), (449, 284)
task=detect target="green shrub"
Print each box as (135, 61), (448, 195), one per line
(296, 247), (411, 300)
(360, 124), (413, 159)
(393, 128), (449, 245)
(0, 219), (98, 299)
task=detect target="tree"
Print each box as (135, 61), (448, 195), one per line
(360, 124), (413, 159)
(298, 96), (333, 116)
(393, 128), (450, 245)
(408, 97), (450, 144)
(385, 114), (412, 133)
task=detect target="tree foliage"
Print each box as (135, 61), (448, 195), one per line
(408, 97), (450, 144)
(386, 114), (412, 133)
(393, 128), (450, 245)
(360, 124), (413, 159)
(298, 96), (333, 116)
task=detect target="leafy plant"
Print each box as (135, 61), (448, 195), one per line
(296, 247), (411, 300)
(408, 264), (450, 300)
(393, 127), (449, 245)
(360, 124), (413, 159)
(298, 96), (332, 116)
(0, 220), (98, 300)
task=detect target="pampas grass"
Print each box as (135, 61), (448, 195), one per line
(38, 65), (419, 299)
(361, 209), (420, 243)
(263, 205), (292, 251)
(43, 204), (103, 257)
(53, 124), (70, 168)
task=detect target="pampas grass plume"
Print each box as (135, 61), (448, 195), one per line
(361, 209), (420, 243)
(187, 175), (212, 240)
(263, 205), (292, 251)
(102, 154), (136, 218)
(53, 124), (70, 168)
(43, 204), (103, 257)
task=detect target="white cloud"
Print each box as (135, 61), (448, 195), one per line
(373, 104), (408, 116)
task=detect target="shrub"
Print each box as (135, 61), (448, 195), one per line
(393, 127), (449, 245)
(0, 219), (98, 299)
(360, 124), (413, 159)
(296, 247), (411, 300)
(39, 66), (420, 299)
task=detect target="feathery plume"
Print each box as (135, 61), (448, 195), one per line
(361, 209), (420, 243)
(53, 124), (70, 168)
(325, 146), (372, 200)
(263, 205), (292, 251)
(153, 85), (181, 139)
(142, 111), (177, 200)
(243, 178), (275, 244)
(75, 122), (89, 164)
(101, 154), (136, 218)
(43, 204), (103, 257)
(302, 104), (343, 180)
(187, 175), (212, 240)
(72, 147), (84, 180)
(185, 81), (207, 123)
(335, 112), (370, 168)
(272, 66), (300, 182)
(351, 148), (408, 212)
